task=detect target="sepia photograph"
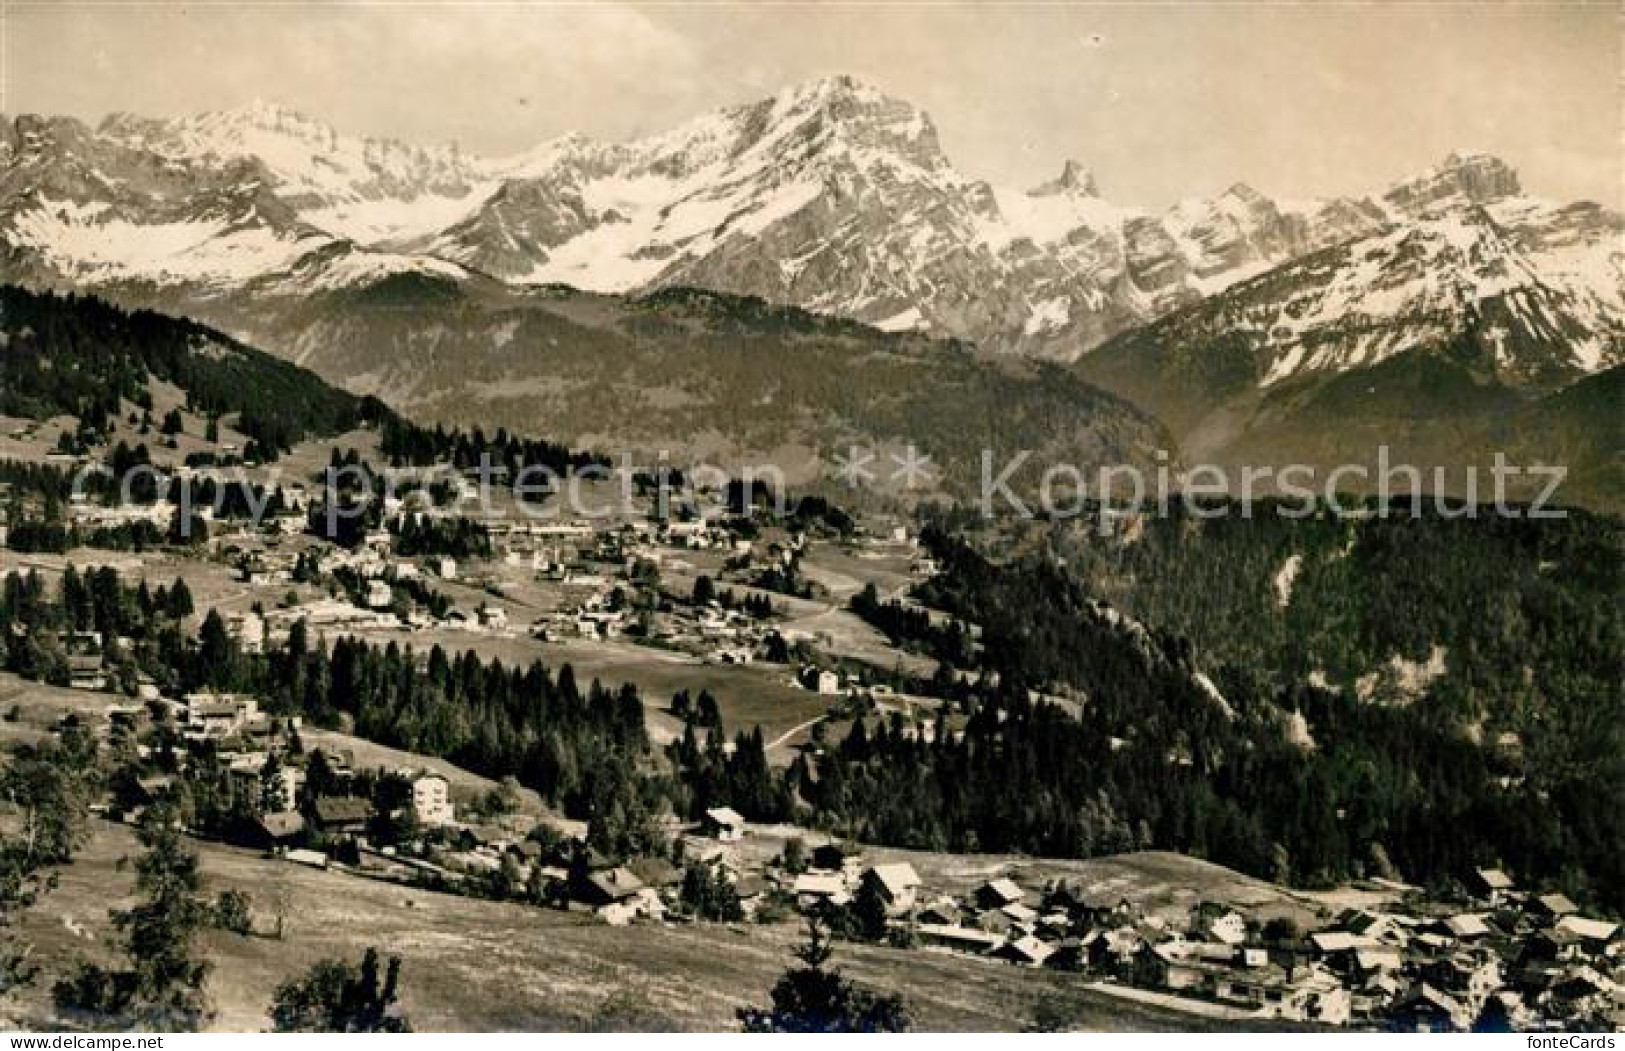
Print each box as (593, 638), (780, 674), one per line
(0, 0), (1619, 1037)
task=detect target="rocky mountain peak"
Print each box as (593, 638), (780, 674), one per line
(782, 73), (880, 104)
(1219, 182), (1269, 206)
(219, 98), (320, 129)
(174, 99), (344, 154)
(1031, 159), (1099, 198)
(2, 113), (94, 157)
(1385, 151), (1521, 215)
(760, 73), (945, 167)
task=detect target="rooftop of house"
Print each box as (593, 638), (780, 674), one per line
(1311, 931), (1378, 953)
(1554, 915), (1619, 942)
(980, 877), (1025, 903)
(585, 867), (645, 902)
(312, 796), (373, 824)
(865, 862), (921, 896)
(626, 856), (683, 888)
(256, 812), (306, 838)
(916, 923), (1003, 949)
(792, 873), (847, 896)
(1443, 913), (1492, 939)
(703, 806), (745, 828)
(1535, 893), (1579, 915)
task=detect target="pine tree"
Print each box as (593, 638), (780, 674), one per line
(55, 802), (213, 1031)
(738, 919), (909, 1033)
(270, 948), (410, 1032)
(259, 753), (289, 815)
(0, 736), (92, 1000)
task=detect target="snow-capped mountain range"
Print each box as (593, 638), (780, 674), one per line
(0, 75), (1619, 383)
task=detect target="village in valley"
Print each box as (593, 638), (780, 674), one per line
(2, 407), (1620, 1034)
(5, 0), (1625, 1034)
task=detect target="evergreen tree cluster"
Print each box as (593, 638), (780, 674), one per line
(849, 582), (975, 666)
(260, 633), (651, 820)
(378, 418), (605, 483)
(390, 514), (491, 560)
(270, 948), (410, 1033)
(666, 723), (791, 823)
(737, 919), (910, 1033)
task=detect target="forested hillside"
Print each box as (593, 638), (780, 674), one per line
(795, 510), (1623, 914)
(0, 286), (390, 456)
(137, 281), (1170, 499)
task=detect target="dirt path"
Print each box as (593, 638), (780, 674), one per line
(764, 714), (825, 754)
(1084, 981), (1262, 1021)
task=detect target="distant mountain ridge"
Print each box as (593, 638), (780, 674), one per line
(4, 79), (1617, 376)
(1074, 171), (1622, 508)
(1, 78), (1618, 510)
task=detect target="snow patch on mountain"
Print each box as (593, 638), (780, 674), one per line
(987, 184), (1140, 248)
(876, 306), (926, 332)
(290, 250), (471, 292)
(1024, 296), (1072, 336)
(1273, 554), (1303, 609)
(302, 191), (494, 247)
(12, 194), (321, 284)
(101, 100), (495, 245)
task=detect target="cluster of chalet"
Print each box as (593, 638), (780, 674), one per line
(672, 811), (1622, 1031)
(803, 861), (1620, 1030)
(225, 542), (477, 643)
(62, 470), (310, 534)
(217, 504), (783, 657)
(519, 517), (786, 665)
(253, 759), (456, 853)
(91, 687), (273, 747)
(783, 857), (1352, 1025)
(104, 686), (459, 858)
(1288, 870), (1624, 1032)
(529, 589), (630, 643)
(646, 596), (770, 664)
(545, 808), (765, 927)
(304, 804), (754, 928)
(27, 628), (119, 691)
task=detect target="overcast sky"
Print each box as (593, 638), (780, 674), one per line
(6, 2), (1618, 209)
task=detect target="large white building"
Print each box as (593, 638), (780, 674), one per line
(407, 772), (454, 826)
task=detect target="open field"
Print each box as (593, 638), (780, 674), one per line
(784, 550), (940, 677)
(780, 604), (937, 679)
(0, 675), (118, 746)
(803, 549), (916, 596)
(6, 822), (1295, 1033)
